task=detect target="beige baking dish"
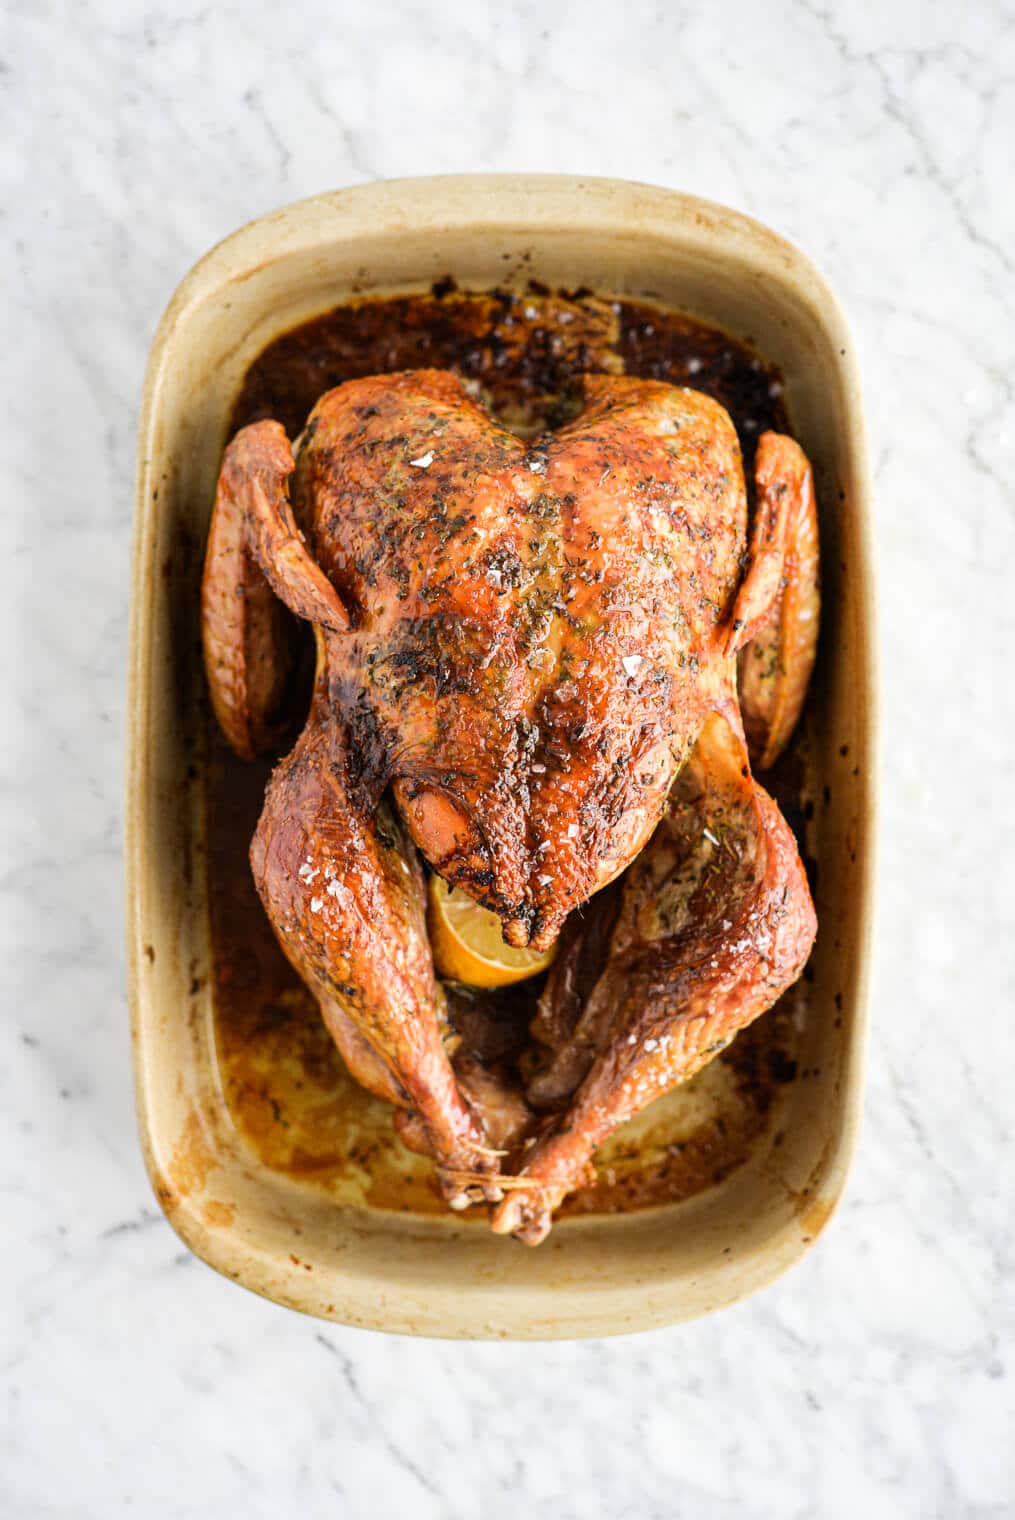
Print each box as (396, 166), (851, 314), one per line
(127, 175), (876, 1339)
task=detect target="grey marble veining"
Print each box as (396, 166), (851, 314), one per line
(3, 1), (1013, 1515)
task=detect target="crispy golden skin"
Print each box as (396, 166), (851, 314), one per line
(201, 368), (820, 1239)
(490, 713), (816, 1243)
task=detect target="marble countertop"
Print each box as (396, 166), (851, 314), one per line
(4, 1), (1013, 1515)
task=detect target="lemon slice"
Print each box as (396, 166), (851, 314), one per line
(428, 875), (557, 988)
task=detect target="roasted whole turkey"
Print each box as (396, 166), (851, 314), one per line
(201, 366), (820, 1244)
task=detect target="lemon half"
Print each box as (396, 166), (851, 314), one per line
(427, 875), (557, 988)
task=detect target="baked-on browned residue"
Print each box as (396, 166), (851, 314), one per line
(207, 287), (811, 1219)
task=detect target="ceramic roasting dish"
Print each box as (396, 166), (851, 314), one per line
(127, 176), (876, 1339)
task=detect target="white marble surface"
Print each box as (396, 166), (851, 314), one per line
(4, 1), (1013, 1515)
